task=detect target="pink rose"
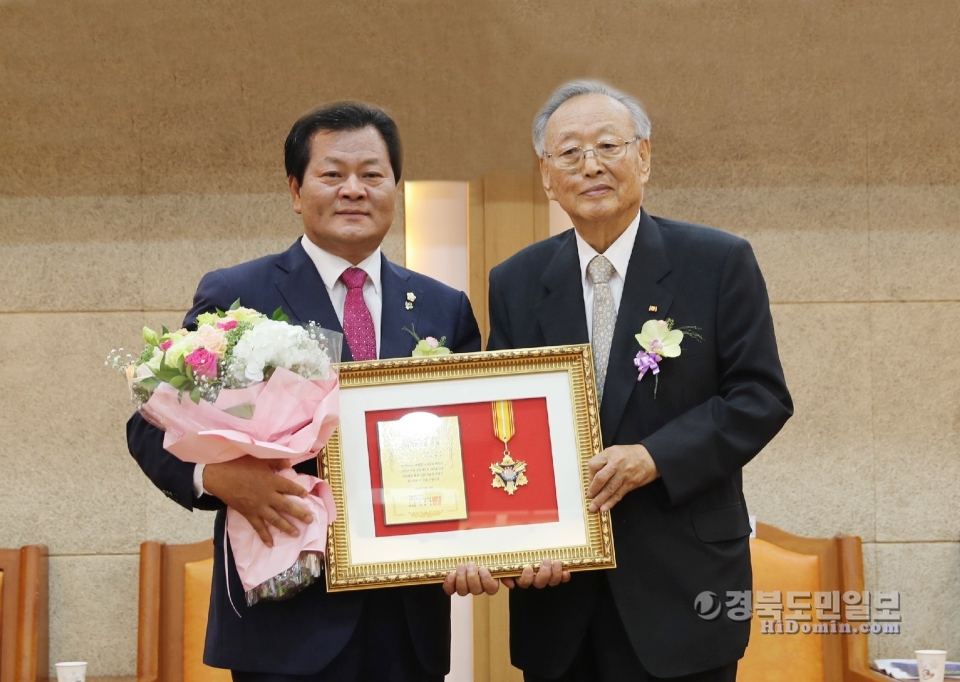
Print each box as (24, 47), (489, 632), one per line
(217, 319), (238, 331)
(425, 336), (439, 349)
(159, 339), (173, 351)
(184, 348), (219, 379)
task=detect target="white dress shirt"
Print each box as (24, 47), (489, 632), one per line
(299, 234), (384, 355)
(573, 209), (642, 341)
(193, 236), (385, 498)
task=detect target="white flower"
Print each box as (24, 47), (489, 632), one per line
(227, 320), (332, 387)
(136, 361), (156, 379)
(145, 347), (164, 373)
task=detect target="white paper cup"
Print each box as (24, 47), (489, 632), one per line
(55, 661), (87, 682)
(915, 650), (948, 682)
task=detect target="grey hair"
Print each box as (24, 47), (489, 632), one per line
(532, 80), (651, 156)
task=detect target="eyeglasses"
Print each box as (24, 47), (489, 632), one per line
(544, 135), (641, 170)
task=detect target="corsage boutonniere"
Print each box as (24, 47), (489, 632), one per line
(404, 326), (451, 357)
(634, 318), (701, 397)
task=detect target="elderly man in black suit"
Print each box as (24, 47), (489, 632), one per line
(487, 81), (793, 681)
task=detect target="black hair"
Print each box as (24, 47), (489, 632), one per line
(284, 101), (403, 184)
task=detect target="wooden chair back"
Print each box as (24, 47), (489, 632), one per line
(739, 523), (890, 682)
(137, 539), (231, 682)
(837, 535), (891, 682)
(136, 529), (888, 682)
(0, 545), (48, 682)
(740, 524), (841, 681)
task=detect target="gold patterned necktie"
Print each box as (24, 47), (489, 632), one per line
(587, 255), (616, 403)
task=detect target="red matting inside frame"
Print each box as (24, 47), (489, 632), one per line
(365, 397), (559, 537)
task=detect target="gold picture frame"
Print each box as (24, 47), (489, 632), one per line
(322, 344), (615, 591)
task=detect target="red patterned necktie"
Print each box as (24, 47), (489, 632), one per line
(340, 267), (377, 361)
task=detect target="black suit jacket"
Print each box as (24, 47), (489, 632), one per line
(127, 240), (481, 676)
(487, 210), (792, 678)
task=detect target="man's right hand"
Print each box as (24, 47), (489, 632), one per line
(202, 456), (314, 547)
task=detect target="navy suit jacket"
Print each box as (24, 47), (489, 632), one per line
(488, 210), (792, 678)
(127, 240), (480, 676)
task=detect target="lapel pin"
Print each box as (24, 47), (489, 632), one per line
(405, 292), (416, 310)
(648, 305), (658, 312)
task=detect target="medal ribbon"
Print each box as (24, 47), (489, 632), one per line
(492, 400), (515, 455)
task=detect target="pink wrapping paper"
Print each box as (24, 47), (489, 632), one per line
(227, 470), (337, 591)
(140, 367), (339, 466)
(137, 366), (340, 595)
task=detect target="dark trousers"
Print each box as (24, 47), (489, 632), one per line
(523, 579), (739, 682)
(231, 588), (442, 682)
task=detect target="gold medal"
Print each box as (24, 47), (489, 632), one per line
(490, 400), (528, 495)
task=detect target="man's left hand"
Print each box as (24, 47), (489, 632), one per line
(587, 444), (659, 512)
(443, 562), (501, 596)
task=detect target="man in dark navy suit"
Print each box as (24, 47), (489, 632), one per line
(487, 81), (793, 681)
(127, 102), (491, 681)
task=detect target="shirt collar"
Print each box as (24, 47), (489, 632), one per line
(300, 235), (382, 294)
(573, 208), (642, 285)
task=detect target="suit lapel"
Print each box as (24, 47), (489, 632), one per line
(599, 210), (673, 445)
(273, 241), (354, 362)
(379, 254), (423, 360)
(536, 231), (590, 346)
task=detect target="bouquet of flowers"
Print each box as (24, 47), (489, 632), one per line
(108, 302), (341, 607)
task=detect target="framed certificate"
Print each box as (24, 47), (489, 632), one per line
(322, 344), (615, 591)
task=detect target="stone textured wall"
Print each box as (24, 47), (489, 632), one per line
(0, 0), (957, 674)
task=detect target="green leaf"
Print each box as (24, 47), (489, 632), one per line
(176, 355), (186, 371)
(229, 299), (241, 311)
(215, 307), (225, 316)
(271, 306), (290, 322)
(161, 326), (169, 335)
(138, 377), (161, 391)
(189, 388), (201, 404)
(185, 364), (195, 382)
(169, 375), (188, 388)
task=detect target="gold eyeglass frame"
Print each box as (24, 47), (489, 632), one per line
(322, 344), (615, 591)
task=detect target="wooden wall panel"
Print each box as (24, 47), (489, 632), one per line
(472, 590), (523, 682)
(482, 173), (536, 275)
(468, 178), (488, 344)
(468, 171), (546, 350)
(469, 172), (543, 682)
(471, 593), (490, 682)
(532, 172), (550, 244)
